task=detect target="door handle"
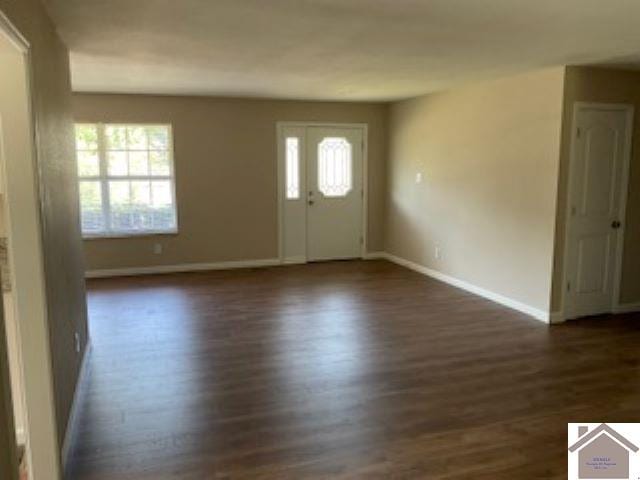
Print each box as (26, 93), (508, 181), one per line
(611, 220), (621, 229)
(308, 200), (315, 206)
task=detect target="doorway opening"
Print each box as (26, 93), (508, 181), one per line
(561, 102), (634, 320)
(277, 123), (368, 264)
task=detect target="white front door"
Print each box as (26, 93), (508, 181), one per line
(565, 105), (633, 319)
(279, 125), (364, 263)
(306, 127), (363, 261)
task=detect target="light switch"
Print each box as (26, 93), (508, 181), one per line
(415, 172), (423, 184)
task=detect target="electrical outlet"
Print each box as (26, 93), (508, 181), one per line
(74, 332), (81, 354)
(153, 243), (163, 255)
(435, 246), (441, 260)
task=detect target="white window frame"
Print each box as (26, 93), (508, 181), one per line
(76, 122), (179, 239)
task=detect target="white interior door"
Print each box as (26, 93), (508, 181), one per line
(565, 105), (632, 319)
(305, 127), (363, 261)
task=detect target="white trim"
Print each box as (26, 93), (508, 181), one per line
(86, 258), (281, 278)
(380, 253), (551, 323)
(61, 340), (91, 471)
(276, 122), (369, 263)
(361, 126), (369, 257)
(276, 123), (284, 262)
(282, 255), (306, 265)
(0, 10), (29, 53)
(363, 251), (386, 260)
(613, 302), (640, 314)
(560, 102), (634, 320)
(611, 105), (634, 313)
(552, 302), (640, 322)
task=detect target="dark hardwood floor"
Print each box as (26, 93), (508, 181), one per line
(66, 260), (640, 480)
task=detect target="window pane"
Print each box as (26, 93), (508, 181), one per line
(127, 126), (148, 150)
(79, 181), (104, 233)
(107, 151), (128, 176)
(75, 125), (98, 150)
(131, 180), (151, 204)
(131, 181), (152, 230)
(109, 180), (130, 206)
(152, 180), (172, 206)
(129, 151), (149, 175)
(105, 125), (127, 150)
(286, 137), (299, 199)
(152, 180), (176, 230)
(109, 181), (132, 231)
(108, 180), (175, 232)
(318, 137), (352, 197)
(148, 126), (169, 150)
(150, 151), (170, 176)
(77, 150), (99, 177)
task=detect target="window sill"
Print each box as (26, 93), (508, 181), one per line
(83, 230), (178, 240)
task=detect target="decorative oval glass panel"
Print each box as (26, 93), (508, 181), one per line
(318, 137), (352, 197)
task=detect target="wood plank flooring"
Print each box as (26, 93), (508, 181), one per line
(66, 260), (640, 479)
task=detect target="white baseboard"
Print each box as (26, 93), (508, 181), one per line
(62, 340), (92, 470)
(552, 302), (640, 322)
(282, 256), (307, 265)
(86, 258), (281, 279)
(381, 252), (551, 323)
(613, 302), (640, 314)
(87, 254), (395, 278)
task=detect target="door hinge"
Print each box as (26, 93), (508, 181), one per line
(567, 281), (571, 292)
(360, 235), (364, 245)
(576, 127), (581, 139)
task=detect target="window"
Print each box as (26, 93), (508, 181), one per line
(285, 137), (300, 199)
(317, 137), (352, 197)
(75, 123), (177, 237)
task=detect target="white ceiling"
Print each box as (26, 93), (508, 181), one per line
(45, 0), (640, 101)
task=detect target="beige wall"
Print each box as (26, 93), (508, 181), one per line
(0, 0), (89, 465)
(73, 94), (388, 270)
(385, 67), (566, 312)
(551, 67), (640, 310)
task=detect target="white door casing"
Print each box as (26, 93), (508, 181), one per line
(278, 123), (366, 263)
(563, 103), (633, 319)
